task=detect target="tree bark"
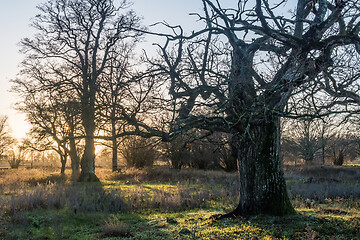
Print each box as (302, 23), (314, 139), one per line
(79, 135), (98, 181)
(78, 88), (99, 182)
(111, 116), (118, 172)
(214, 48), (294, 217)
(69, 137), (81, 176)
(60, 154), (66, 175)
(221, 117), (294, 217)
(112, 138), (118, 172)
(66, 109), (81, 175)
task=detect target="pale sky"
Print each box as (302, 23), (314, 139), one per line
(0, 0), (293, 139)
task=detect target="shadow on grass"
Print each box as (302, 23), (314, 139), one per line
(1, 179), (173, 240)
(3, 210), (173, 240)
(2, 196), (360, 239)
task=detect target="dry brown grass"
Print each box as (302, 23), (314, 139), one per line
(1, 183), (129, 214)
(0, 168), (64, 195)
(284, 165), (360, 182)
(0, 167), (239, 215)
(102, 166), (238, 185)
(1, 165), (360, 217)
(101, 215), (132, 238)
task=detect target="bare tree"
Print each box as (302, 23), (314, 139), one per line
(8, 140), (29, 169)
(282, 117), (332, 165)
(141, 0), (360, 217)
(328, 125), (358, 166)
(0, 116), (15, 158)
(16, 0), (143, 181)
(11, 84), (83, 175)
(97, 43), (139, 172)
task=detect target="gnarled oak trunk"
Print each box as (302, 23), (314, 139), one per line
(223, 117), (294, 217)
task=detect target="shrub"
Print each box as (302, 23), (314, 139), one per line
(8, 157), (21, 169)
(121, 136), (158, 168)
(166, 138), (189, 169)
(165, 132), (236, 170)
(166, 137), (223, 170)
(218, 148), (237, 172)
(333, 150), (345, 166)
(102, 215), (132, 238)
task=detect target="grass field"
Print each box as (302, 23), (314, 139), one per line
(0, 166), (359, 239)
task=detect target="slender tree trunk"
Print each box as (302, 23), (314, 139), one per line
(322, 142), (325, 165)
(60, 154), (66, 174)
(111, 115), (118, 172)
(222, 117), (294, 217)
(58, 147), (67, 174)
(112, 138), (118, 172)
(67, 115), (81, 175)
(69, 137), (80, 176)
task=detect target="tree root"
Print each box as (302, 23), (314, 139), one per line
(209, 210), (243, 220)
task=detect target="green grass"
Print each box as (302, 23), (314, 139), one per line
(1, 167), (360, 239)
(3, 208), (359, 239)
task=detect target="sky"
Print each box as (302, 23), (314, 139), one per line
(0, 0), (294, 139)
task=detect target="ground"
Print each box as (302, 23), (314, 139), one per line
(0, 166), (359, 239)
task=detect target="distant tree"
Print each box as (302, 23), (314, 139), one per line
(16, 0), (143, 181)
(166, 136), (189, 169)
(328, 127), (357, 166)
(97, 43), (143, 172)
(0, 116), (15, 158)
(282, 117), (331, 165)
(12, 82), (83, 175)
(8, 140), (29, 169)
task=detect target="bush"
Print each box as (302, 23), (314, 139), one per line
(166, 137), (189, 169)
(186, 141), (220, 170)
(167, 140), (213, 170)
(218, 144), (238, 172)
(121, 136), (157, 168)
(333, 150), (345, 166)
(166, 134), (236, 170)
(102, 215), (131, 238)
(8, 157), (21, 169)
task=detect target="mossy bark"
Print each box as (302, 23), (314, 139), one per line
(223, 117), (294, 217)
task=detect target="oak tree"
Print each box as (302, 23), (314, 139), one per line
(144, 0), (360, 216)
